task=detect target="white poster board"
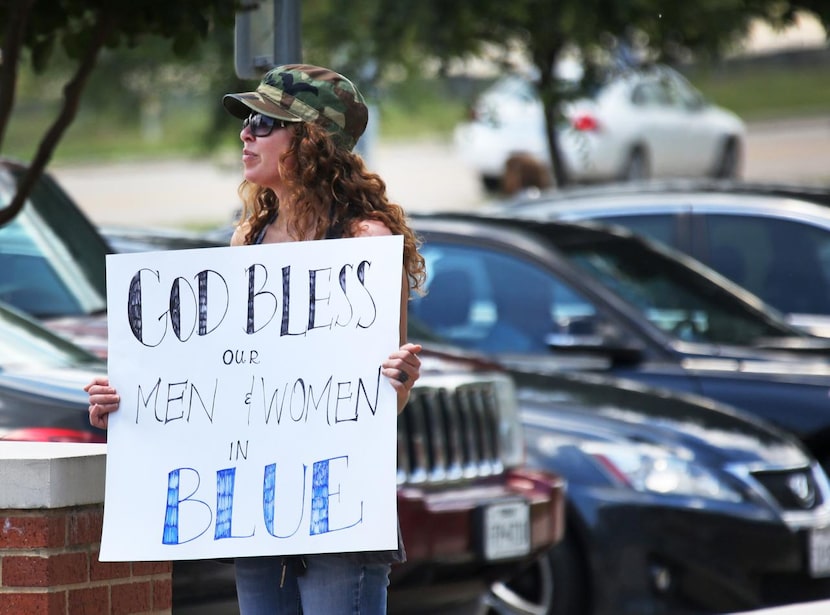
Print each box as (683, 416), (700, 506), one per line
(100, 235), (403, 561)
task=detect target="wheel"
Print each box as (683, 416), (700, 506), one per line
(712, 138), (741, 179)
(477, 531), (589, 615)
(620, 147), (649, 182)
(478, 553), (554, 615)
(546, 532), (590, 615)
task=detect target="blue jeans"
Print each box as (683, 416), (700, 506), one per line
(234, 554), (391, 615)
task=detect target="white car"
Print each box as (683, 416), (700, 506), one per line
(453, 64), (746, 191)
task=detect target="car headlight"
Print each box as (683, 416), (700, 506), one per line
(587, 442), (743, 503)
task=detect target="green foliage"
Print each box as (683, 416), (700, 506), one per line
(3, 0), (829, 171)
(0, 0), (240, 224)
(2, 0), (237, 72)
(378, 77), (468, 140)
(4, 93), (223, 163)
(5, 63), (827, 167)
(690, 63), (830, 120)
(343, 0), (828, 185)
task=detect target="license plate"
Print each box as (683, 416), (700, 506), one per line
(809, 526), (830, 577)
(482, 500), (530, 561)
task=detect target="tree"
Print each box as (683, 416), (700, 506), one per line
(0, 0), (238, 225)
(359, 0), (829, 187)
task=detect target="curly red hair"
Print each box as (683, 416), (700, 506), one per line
(237, 122), (425, 295)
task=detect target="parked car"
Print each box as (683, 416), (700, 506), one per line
(0, 295), (566, 612)
(453, 63), (745, 191)
(7, 281), (830, 613)
(0, 158), (566, 614)
(11, 157), (830, 613)
(511, 365), (830, 614)
(0, 159), (108, 321)
(111, 213), (830, 613)
(406, 213), (830, 473)
(0, 302), (106, 443)
(499, 179), (830, 337)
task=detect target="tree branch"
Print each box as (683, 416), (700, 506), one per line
(0, 8), (115, 227)
(0, 0), (36, 150)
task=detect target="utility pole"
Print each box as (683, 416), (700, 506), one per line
(234, 0), (301, 80)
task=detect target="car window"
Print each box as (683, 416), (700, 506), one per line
(704, 214), (830, 315)
(409, 243), (602, 353)
(0, 304), (101, 369)
(594, 214), (677, 249)
(0, 211), (105, 317)
(631, 81), (670, 107)
(663, 70), (707, 109)
(557, 235), (797, 345)
(0, 168), (108, 318)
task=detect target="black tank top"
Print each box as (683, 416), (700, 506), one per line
(252, 210), (346, 244)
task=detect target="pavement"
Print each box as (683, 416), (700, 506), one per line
(50, 114), (830, 232)
(731, 602), (830, 614)
(173, 597), (830, 614)
(50, 138), (488, 231)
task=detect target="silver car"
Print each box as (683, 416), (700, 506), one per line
(501, 181), (830, 337)
(454, 63), (746, 190)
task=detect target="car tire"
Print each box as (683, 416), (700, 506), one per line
(546, 531), (590, 615)
(713, 138), (742, 179)
(478, 552), (554, 615)
(620, 147), (649, 182)
(477, 531), (588, 615)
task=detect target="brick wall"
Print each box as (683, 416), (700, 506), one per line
(0, 443), (173, 615)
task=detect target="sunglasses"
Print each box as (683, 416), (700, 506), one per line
(242, 113), (293, 137)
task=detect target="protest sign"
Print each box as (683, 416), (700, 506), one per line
(100, 235), (403, 561)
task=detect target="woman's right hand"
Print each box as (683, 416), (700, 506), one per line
(84, 376), (120, 430)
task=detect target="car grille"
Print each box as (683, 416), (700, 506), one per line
(397, 376), (505, 485)
(750, 467), (825, 511)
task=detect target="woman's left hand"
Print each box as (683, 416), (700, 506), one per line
(383, 342), (422, 413)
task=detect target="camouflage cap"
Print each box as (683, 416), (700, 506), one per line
(223, 64), (368, 151)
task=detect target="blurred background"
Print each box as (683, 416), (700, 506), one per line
(2, 3), (828, 229)
(2, 4), (830, 614)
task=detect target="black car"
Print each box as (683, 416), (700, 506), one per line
(498, 179), (830, 337)
(407, 213), (830, 472)
(510, 365), (830, 614)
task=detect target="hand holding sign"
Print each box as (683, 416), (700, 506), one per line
(99, 236), (403, 562)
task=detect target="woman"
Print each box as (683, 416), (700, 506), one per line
(86, 64), (425, 615)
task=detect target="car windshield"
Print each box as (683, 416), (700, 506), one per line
(551, 233), (802, 346)
(0, 166), (109, 318)
(0, 303), (102, 369)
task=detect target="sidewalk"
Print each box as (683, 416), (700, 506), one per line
(50, 114), (829, 231)
(175, 597), (830, 614)
(732, 600), (830, 614)
(50, 138), (486, 231)
(49, 115), (830, 233)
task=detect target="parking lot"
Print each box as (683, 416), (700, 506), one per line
(8, 113), (830, 615)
